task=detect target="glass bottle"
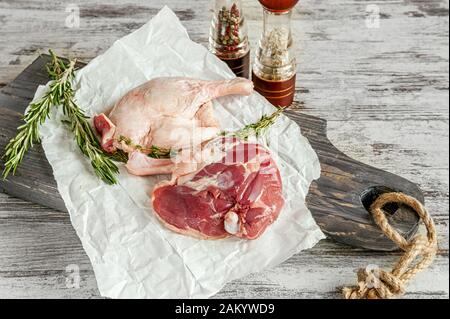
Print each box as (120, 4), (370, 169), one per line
(209, 0), (250, 79)
(253, 0), (299, 107)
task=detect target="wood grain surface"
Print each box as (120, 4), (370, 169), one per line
(0, 54), (426, 251)
(0, 0), (448, 298)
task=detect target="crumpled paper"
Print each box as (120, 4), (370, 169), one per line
(34, 6), (325, 298)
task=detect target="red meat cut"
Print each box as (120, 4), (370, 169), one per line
(151, 138), (284, 240)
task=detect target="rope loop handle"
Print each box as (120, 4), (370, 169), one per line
(343, 192), (438, 299)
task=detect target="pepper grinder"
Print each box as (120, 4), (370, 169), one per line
(253, 0), (299, 107)
(209, 0), (250, 79)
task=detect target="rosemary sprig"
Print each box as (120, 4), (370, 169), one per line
(2, 50), (73, 179)
(62, 95), (120, 184)
(118, 135), (171, 159)
(2, 50), (122, 185)
(107, 149), (129, 163)
(221, 107), (285, 140)
(115, 108), (284, 160)
(148, 145), (172, 159)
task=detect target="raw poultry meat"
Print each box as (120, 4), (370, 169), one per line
(93, 77), (284, 240)
(151, 138), (284, 240)
(94, 77), (254, 177)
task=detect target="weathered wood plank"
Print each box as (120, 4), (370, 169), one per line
(1, 192), (447, 299)
(1, 0), (448, 124)
(0, 0), (447, 298)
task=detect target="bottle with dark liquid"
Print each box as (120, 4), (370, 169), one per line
(253, 0), (299, 107)
(209, 0), (250, 79)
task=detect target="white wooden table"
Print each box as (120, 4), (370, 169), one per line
(0, 0), (448, 299)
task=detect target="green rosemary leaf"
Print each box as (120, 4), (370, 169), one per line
(107, 150), (129, 163)
(2, 51), (74, 180)
(62, 98), (120, 185)
(221, 107), (285, 140)
(148, 145), (172, 159)
(118, 135), (172, 159)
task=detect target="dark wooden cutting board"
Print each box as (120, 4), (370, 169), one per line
(0, 55), (424, 251)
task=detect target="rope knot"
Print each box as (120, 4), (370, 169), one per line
(343, 266), (405, 299)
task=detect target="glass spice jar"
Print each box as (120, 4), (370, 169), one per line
(253, 0), (299, 107)
(209, 0), (250, 79)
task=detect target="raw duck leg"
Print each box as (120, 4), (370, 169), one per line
(94, 77), (253, 176)
(194, 101), (219, 128)
(125, 152), (175, 176)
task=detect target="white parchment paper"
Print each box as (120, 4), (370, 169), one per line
(35, 7), (325, 298)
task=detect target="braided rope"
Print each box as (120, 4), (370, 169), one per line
(343, 192), (438, 299)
